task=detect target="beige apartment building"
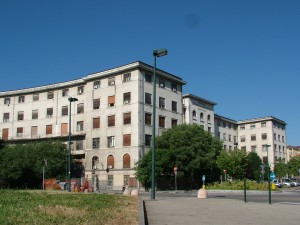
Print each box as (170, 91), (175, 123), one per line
(0, 61), (186, 190)
(183, 95), (287, 170)
(287, 145), (300, 162)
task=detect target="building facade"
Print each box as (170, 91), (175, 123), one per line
(0, 61), (186, 190)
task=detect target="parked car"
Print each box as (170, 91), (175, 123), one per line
(273, 179), (282, 188)
(282, 179), (293, 187)
(289, 178), (299, 187)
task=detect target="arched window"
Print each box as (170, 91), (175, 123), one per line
(192, 110), (196, 118)
(123, 153), (131, 168)
(207, 115), (211, 123)
(200, 113), (204, 121)
(92, 156), (99, 169)
(107, 155), (114, 169)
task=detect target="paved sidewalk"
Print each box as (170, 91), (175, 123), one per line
(144, 197), (300, 225)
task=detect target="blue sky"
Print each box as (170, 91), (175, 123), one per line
(0, 0), (299, 145)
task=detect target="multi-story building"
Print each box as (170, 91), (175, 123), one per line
(182, 95), (287, 170)
(0, 61), (186, 190)
(287, 145), (300, 162)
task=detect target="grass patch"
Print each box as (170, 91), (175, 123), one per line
(207, 180), (278, 191)
(0, 190), (139, 225)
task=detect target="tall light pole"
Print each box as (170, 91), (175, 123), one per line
(68, 97), (78, 192)
(264, 144), (271, 204)
(151, 48), (168, 200)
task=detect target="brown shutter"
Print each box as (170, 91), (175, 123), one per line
(123, 134), (131, 146)
(123, 153), (131, 168)
(46, 125), (52, 134)
(123, 112), (131, 124)
(108, 95), (115, 104)
(107, 155), (114, 169)
(108, 115), (115, 127)
(2, 128), (9, 140)
(61, 123), (68, 136)
(93, 117), (100, 129)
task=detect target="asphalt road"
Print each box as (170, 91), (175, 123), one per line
(141, 187), (300, 204)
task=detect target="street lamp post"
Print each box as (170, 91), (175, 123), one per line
(68, 97), (78, 192)
(264, 144), (271, 204)
(151, 48), (168, 200)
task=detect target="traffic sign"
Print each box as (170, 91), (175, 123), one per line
(270, 172), (276, 181)
(202, 175), (206, 182)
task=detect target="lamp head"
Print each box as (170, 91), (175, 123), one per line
(68, 97), (78, 102)
(153, 48), (168, 57)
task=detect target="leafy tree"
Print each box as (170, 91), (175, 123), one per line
(274, 160), (288, 180)
(245, 152), (262, 180)
(136, 124), (223, 190)
(287, 156), (300, 176)
(216, 149), (248, 179)
(0, 141), (67, 188)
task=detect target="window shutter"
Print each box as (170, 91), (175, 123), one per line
(61, 123), (68, 136)
(107, 155), (114, 169)
(108, 96), (115, 104)
(123, 154), (131, 168)
(93, 117), (100, 129)
(123, 134), (131, 146)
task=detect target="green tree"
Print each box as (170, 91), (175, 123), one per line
(136, 124), (223, 190)
(274, 160), (288, 180)
(245, 152), (262, 180)
(216, 149), (248, 179)
(287, 156), (300, 176)
(0, 141), (67, 188)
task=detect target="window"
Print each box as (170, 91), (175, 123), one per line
(261, 133), (267, 140)
(223, 133), (226, 141)
(93, 138), (100, 149)
(208, 127), (212, 133)
(282, 136), (285, 143)
(145, 74), (152, 83)
(47, 91), (54, 99)
(228, 123), (232, 129)
(77, 103), (84, 114)
(62, 89), (69, 97)
(159, 116), (165, 128)
(159, 79), (165, 88)
(92, 156), (99, 169)
(76, 121), (84, 131)
(107, 175), (114, 186)
(223, 122), (226, 128)
(200, 113), (204, 121)
(108, 115), (115, 127)
(77, 86), (84, 94)
(123, 112), (131, 125)
(251, 134), (256, 141)
(123, 73), (131, 82)
(123, 92), (131, 104)
(47, 108), (53, 118)
(32, 110), (38, 120)
(251, 145), (257, 152)
(171, 83), (177, 92)
(108, 77), (115, 86)
(240, 125), (245, 130)
(207, 115), (211, 123)
(18, 111), (24, 121)
(61, 123), (68, 136)
(93, 98), (100, 109)
(31, 126), (38, 138)
(4, 97), (10, 105)
(145, 134), (152, 146)
(240, 135), (246, 142)
(145, 93), (152, 105)
(17, 127), (23, 137)
(107, 155), (114, 169)
(241, 146), (246, 151)
(2, 128), (9, 140)
(123, 134), (131, 146)
(3, 113), (9, 122)
(250, 124), (256, 129)
(123, 154), (130, 168)
(171, 119), (177, 127)
(172, 101), (177, 112)
(145, 113), (152, 125)
(108, 95), (115, 107)
(278, 134), (281, 142)
(93, 117), (100, 129)
(18, 95), (25, 103)
(234, 136), (237, 143)
(62, 106), (68, 116)
(274, 133), (277, 140)
(159, 97), (165, 109)
(261, 122), (266, 127)
(192, 110), (196, 118)
(94, 81), (100, 89)
(76, 140), (84, 150)
(46, 125), (52, 135)
(33, 94), (39, 101)
(229, 134), (232, 142)
(107, 136), (115, 147)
